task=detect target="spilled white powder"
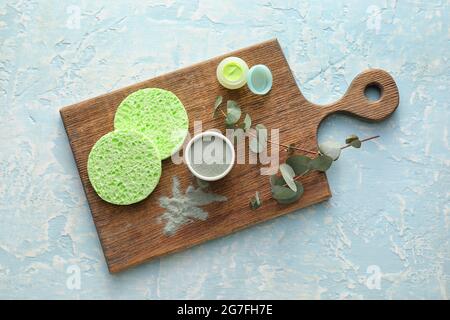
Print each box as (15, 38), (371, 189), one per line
(158, 177), (227, 236)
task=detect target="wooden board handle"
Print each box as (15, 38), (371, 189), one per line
(318, 69), (399, 123)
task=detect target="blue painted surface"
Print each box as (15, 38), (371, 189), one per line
(0, 0), (449, 299)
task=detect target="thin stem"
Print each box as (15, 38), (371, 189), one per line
(247, 131), (318, 155)
(340, 135), (380, 150)
(280, 170), (309, 188)
(254, 135), (381, 204)
(277, 141), (318, 155)
(275, 135), (381, 191)
(220, 106), (379, 158)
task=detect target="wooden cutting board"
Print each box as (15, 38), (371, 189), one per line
(60, 39), (399, 273)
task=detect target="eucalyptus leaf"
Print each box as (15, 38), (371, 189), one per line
(249, 191), (262, 210)
(319, 141), (341, 161)
(270, 174), (285, 186)
(286, 155), (311, 175)
(213, 96), (223, 118)
(215, 96), (223, 108)
(309, 155), (333, 172)
(345, 134), (359, 144)
(225, 113), (240, 126)
(225, 100), (241, 125)
(249, 135), (256, 149)
(350, 139), (362, 148)
(243, 114), (252, 131)
(279, 163), (297, 192)
(249, 136), (262, 153)
(271, 181), (304, 204)
(249, 125), (268, 154)
(225, 122), (236, 129)
(227, 99), (238, 108)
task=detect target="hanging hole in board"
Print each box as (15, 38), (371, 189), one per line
(364, 83), (382, 102)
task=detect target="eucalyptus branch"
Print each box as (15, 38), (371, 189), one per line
(212, 96), (381, 210)
(340, 135), (380, 150)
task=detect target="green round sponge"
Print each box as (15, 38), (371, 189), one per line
(87, 130), (161, 205)
(114, 88), (189, 160)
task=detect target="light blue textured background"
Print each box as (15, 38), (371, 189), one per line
(0, 0), (449, 299)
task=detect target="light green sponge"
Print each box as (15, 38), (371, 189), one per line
(87, 130), (161, 205)
(114, 88), (189, 160)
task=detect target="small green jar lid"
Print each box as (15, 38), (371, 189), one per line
(216, 57), (249, 90)
(247, 64), (273, 95)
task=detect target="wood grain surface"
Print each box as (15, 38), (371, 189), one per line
(60, 39), (399, 273)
